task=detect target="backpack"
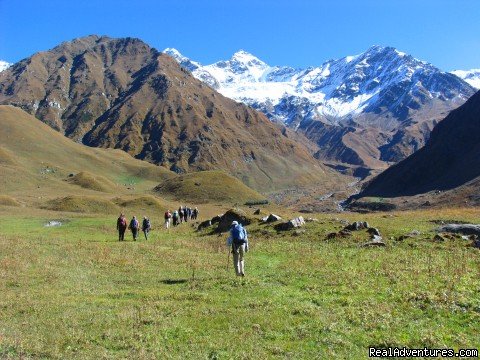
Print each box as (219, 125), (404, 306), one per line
(164, 211), (170, 219)
(119, 217), (127, 228)
(130, 219), (139, 230)
(232, 224), (246, 243)
(143, 219), (151, 229)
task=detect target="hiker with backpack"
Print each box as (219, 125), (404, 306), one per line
(129, 216), (140, 241)
(142, 216), (151, 240)
(116, 213), (127, 241)
(192, 207), (199, 220)
(172, 210), (179, 226)
(227, 221), (249, 277)
(178, 207), (184, 224)
(164, 210), (172, 229)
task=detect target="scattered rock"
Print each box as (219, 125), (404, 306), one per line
(68, 173), (75, 177)
(197, 220), (212, 231)
(396, 234), (412, 241)
(367, 227), (381, 236)
(305, 218), (318, 222)
(473, 240), (480, 249)
(253, 209), (261, 215)
(436, 224), (480, 237)
(433, 234), (446, 242)
(216, 209), (252, 233)
(422, 201), (432, 207)
(275, 216), (305, 231)
(211, 215), (223, 224)
(45, 221), (62, 227)
(344, 221), (369, 231)
(265, 214), (282, 223)
(362, 237), (386, 247)
(408, 230), (421, 236)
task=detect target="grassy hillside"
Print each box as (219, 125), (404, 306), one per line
(153, 170), (267, 204)
(0, 205), (478, 358)
(0, 105), (175, 203)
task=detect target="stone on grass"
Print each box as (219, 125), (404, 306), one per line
(275, 216), (305, 231)
(216, 208), (252, 233)
(265, 214), (282, 223)
(197, 220), (212, 231)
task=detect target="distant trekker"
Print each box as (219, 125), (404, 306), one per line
(192, 207), (199, 220)
(117, 213), (127, 241)
(178, 207), (184, 224)
(164, 210), (172, 229)
(142, 216), (151, 240)
(172, 210), (179, 226)
(227, 221), (249, 276)
(129, 216), (140, 241)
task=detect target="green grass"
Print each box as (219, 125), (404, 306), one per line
(0, 208), (479, 359)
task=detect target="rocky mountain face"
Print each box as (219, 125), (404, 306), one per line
(165, 47), (476, 172)
(451, 69), (480, 89)
(357, 90), (480, 198)
(0, 35), (342, 192)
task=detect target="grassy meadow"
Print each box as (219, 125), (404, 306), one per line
(0, 205), (479, 359)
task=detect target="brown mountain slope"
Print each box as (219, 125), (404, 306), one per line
(0, 105), (174, 197)
(357, 90), (480, 199)
(0, 35), (343, 192)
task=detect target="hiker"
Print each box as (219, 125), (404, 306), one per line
(164, 210), (172, 229)
(142, 216), (151, 240)
(129, 216), (140, 241)
(117, 213), (127, 241)
(178, 207), (184, 224)
(187, 207), (192, 220)
(227, 221), (249, 276)
(193, 207), (199, 220)
(172, 210), (179, 226)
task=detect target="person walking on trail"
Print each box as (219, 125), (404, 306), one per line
(117, 213), (127, 241)
(227, 221), (249, 276)
(192, 207), (199, 220)
(178, 207), (184, 224)
(172, 210), (179, 226)
(129, 216), (140, 241)
(142, 216), (151, 240)
(164, 210), (172, 229)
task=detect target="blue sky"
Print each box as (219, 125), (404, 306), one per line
(0, 0), (479, 71)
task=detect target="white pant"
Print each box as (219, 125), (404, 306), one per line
(165, 219), (170, 229)
(232, 244), (245, 276)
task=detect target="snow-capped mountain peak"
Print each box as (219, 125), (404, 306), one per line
(451, 69), (480, 89)
(0, 60), (11, 72)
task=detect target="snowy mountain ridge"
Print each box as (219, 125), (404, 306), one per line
(451, 69), (480, 89)
(0, 60), (11, 72)
(164, 46), (475, 128)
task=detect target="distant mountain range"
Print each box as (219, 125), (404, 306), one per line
(165, 47), (477, 172)
(0, 35), (343, 192)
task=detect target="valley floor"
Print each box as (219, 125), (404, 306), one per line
(0, 206), (479, 359)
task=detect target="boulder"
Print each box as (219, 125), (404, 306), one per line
(305, 218), (318, 222)
(265, 214), (282, 223)
(473, 240), (480, 249)
(436, 224), (480, 237)
(197, 220), (212, 231)
(344, 221), (369, 231)
(367, 227), (381, 236)
(433, 234), (446, 242)
(216, 208), (252, 233)
(362, 238), (386, 247)
(275, 216), (305, 231)
(211, 214), (223, 224)
(253, 209), (261, 215)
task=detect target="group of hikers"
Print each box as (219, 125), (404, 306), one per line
(116, 214), (151, 241)
(116, 205), (199, 241)
(115, 208), (250, 277)
(163, 206), (199, 228)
